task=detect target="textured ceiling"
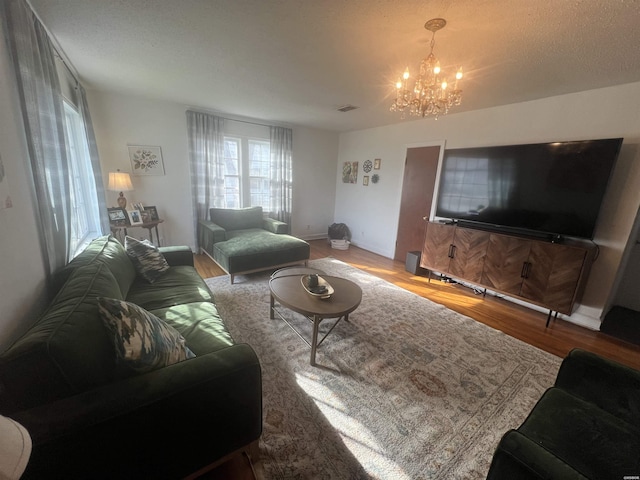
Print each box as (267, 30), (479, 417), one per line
(28, 0), (640, 132)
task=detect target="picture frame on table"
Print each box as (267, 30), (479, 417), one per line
(143, 205), (159, 221)
(107, 207), (129, 226)
(128, 209), (143, 226)
(140, 210), (151, 223)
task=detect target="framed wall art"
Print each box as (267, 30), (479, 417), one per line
(363, 176), (369, 186)
(128, 145), (165, 175)
(374, 158), (381, 170)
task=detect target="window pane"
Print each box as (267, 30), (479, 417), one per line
(64, 102), (101, 258)
(223, 137), (241, 207)
(249, 140), (270, 210)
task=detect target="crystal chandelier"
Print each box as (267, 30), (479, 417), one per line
(390, 18), (463, 119)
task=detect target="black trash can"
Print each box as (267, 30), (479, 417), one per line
(405, 251), (428, 275)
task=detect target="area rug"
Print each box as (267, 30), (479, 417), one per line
(205, 258), (561, 480)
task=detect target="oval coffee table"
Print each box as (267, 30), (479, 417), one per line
(269, 268), (362, 366)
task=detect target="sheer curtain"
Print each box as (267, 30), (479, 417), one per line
(5, 0), (72, 277)
(269, 126), (293, 230)
(78, 84), (110, 234)
(186, 110), (225, 249)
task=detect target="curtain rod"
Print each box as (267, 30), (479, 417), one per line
(186, 107), (291, 129)
(25, 0), (80, 87)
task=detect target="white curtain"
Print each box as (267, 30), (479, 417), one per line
(4, 0), (72, 278)
(269, 126), (293, 230)
(78, 84), (110, 234)
(186, 110), (225, 248)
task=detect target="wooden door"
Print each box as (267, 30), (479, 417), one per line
(481, 234), (531, 295)
(449, 228), (490, 283)
(394, 146), (441, 262)
(521, 242), (587, 314)
(420, 222), (455, 273)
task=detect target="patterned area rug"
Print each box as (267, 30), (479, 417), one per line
(205, 258), (561, 480)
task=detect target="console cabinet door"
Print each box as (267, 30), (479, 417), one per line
(420, 222), (455, 273)
(520, 242), (587, 314)
(481, 234), (532, 295)
(448, 228), (490, 283)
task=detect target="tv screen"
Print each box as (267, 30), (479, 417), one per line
(435, 138), (623, 239)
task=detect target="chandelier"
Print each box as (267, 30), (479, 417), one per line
(390, 18), (463, 119)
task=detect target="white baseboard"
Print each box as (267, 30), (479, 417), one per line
(299, 233), (328, 241)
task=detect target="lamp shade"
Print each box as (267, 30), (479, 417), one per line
(0, 415), (32, 480)
(107, 171), (134, 192)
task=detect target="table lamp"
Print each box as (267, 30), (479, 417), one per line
(0, 415), (32, 479)
(107, 170), (134, 209)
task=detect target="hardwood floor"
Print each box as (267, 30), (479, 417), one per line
(195, 239), (640, 370)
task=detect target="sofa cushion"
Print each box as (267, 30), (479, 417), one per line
(152, 302), (234, 355)
(0, 263), (121, 413)
(98, 297), (195, 373)
(125, 236), (170, 283)
(53, 235), (137, 298)
(518, 387), (640, 479)
(126, 266), (214, 311)
(209, 206), (263, 231)
(213, 228), (310, 274)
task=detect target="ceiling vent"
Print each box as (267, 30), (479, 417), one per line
(337, 104), (358, 113)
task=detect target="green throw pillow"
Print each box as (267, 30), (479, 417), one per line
(125, 236), (169, 283)
(98, 297), (195, 373)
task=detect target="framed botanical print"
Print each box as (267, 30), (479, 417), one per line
(128, 145), (165, 175)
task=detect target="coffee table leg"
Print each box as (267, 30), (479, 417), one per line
(270, 294), (275, 319)
(310, 315), (320, 366)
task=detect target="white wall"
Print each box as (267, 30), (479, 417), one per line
(335, 82), (640, 327)
(0, 19), (48, 349)
(87, 90), (338, 249)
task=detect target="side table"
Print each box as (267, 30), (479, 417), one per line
(110, 219), (164, 245)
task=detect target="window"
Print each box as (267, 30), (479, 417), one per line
(63, 101), (102, 258)
(223, 136), (271, 210)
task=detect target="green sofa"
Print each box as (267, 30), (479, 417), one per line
(198, 206), (310, 283)
(486, 348), (640, 479)
(0, 235), (262, 479)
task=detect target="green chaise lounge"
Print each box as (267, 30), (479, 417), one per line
(198, 206), (310, 284)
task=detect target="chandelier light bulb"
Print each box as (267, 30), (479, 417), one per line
(441, 80), (448, 90)
(403, 68), (410, 80)
(434, 61), (441, 75)
(456, 68), (463, 80)
(396, 80), (402, 89)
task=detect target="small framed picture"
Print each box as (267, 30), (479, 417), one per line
(140, 210), (151, 223)
(363, 176), (369, 186)
(128, 209), (143, 226)
(374, 158), (381, 170)
(143, 205), (159, 221)
(108, 207), (129, 226)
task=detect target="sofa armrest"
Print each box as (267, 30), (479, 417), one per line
(159, 245), (194, 267)
(15, 343), (262, 480)
(486, 430), (589, 480)
(554, 348), (640, 428)
(198, 219), (227, 255)
(263, 217), (288, 234)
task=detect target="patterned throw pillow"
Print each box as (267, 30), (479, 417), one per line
(98, 297), (195, 373)
(125, 236), (169, 283)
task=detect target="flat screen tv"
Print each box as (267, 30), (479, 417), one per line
(435, 138), (623, 240)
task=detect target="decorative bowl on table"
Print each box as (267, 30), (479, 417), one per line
(301, 274), (334, 299)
